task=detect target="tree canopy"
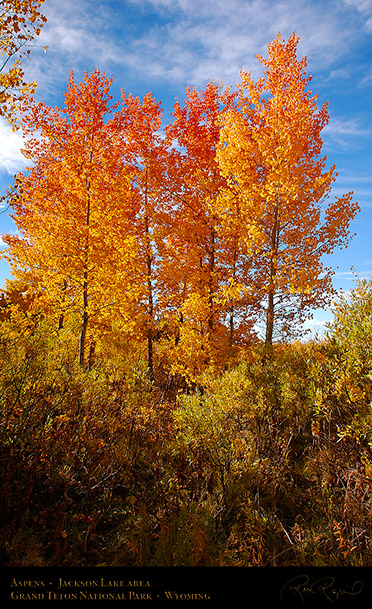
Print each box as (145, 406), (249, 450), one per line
(1, 32), (359, 379)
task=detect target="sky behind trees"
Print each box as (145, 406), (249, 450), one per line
(0, 0), (371, 334)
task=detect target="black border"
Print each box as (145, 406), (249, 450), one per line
(1, 565), (371, 605)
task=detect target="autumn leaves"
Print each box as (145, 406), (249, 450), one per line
(217, 33), (358, 346)
(1, 33), (359, 383)
(0, 0), (47, 128)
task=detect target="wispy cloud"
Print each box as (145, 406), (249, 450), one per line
(21, 0), (123, 100)
(334, 269), (372, 279)
(343, 0), (372, 29)
(323, 116), (371, 151)
(0, 119), (26, 176)
(1, 0), (369, 180)
(333, 271), (359, 279)
(124, 0), (372, 81)
(324, 118), (370, 138)
(18, 0), (372, 98)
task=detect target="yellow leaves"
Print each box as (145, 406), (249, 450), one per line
(214, 278), (244, 308)
(214, 31), (359, 344)
(5, 71), (143, 363)
(0, 0), (47, 126)
(170, 293), (214, 384)
(2, 32), (361, 371)
(361, 455), (372, 479)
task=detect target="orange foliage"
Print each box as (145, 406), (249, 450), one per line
(2, 70), (139, 365)
(0, 33), (360, 374)
(119, 91), (171, 380)
(164, 82), (252, 380)
(217, 32), (359, 345)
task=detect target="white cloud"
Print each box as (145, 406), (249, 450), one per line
(123, 0), (366, 84)
(16, 0), (371, 101)
(334, 271), (360, 279)
(323, 116), (371, 151)
(20, 0), (123, 100)
(0, 119), (26, 176)
(325, 118), (370, 137)
(343, 0), (372, 13)
(343, 0), (372, 31)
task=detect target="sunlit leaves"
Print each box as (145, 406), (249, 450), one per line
(164, 81), (249, 381)
(2, 70), (139, 365)
(216, 32), (359, 345)
(0, 33), (361, 377)
(0, 0), (47, 127)
(119, 90), (171, 380)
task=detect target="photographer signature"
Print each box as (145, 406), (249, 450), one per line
(280, 575), (363, 602)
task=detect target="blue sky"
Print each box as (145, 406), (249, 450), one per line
(0, 0), (371, 335)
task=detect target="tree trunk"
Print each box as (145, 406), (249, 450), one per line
(265, 288), (275, 347)
(207, 227), (216, 332)
(144, 176), (154, 383)
(78, 255), (89, 367)
(229, 247), (238, 347)
(78, 152), (92, 367)
(146, 245), (154, 382)
(265, 202), (279, 348)
(58, 280), (67, 331)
